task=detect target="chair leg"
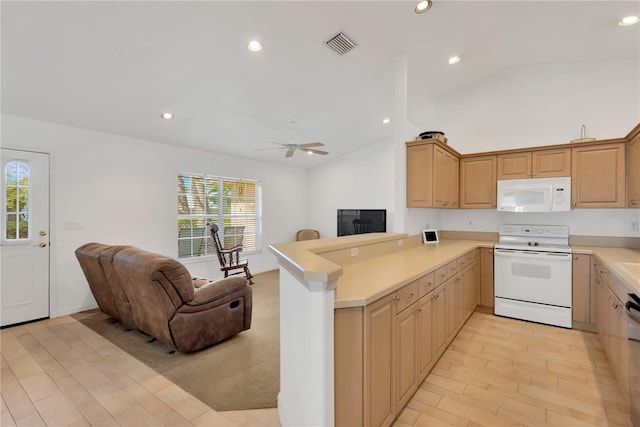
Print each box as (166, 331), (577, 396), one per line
(245, 266), (254, 285)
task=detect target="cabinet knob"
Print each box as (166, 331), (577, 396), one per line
(572, 202), (577, 207)
(573, 256), (578, 260)
(632, 200), (638, 205)
(407, 293), (414, 300)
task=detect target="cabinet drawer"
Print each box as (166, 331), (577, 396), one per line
(397, 281), (419, 313)
(457, 256), (468, 271)
(447, 261), (458, 278)
(434, 266), (448, 286)
(418, 272), (435, 299)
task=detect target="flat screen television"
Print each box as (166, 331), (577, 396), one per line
(337, 209), (387, 236)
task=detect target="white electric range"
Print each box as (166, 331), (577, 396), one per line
(494, 224), (572, 328)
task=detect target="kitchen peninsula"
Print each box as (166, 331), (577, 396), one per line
(269, 233), (493, 427)
(270, 232), (640, 427)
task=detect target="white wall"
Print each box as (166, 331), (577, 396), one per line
(310, 58), (640, 239)
(436, 59), (640, 154)
(1, 114), (308, 317)
(307, 139), (395, 238)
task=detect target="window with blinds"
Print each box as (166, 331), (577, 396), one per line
(177, 173), (261, 259)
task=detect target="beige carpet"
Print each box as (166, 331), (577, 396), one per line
(72, 270), (280, 412)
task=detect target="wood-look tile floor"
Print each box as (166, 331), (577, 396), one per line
(395, 311), (632, 427)
(1, 310), (632, 426)
(0, 316), (279, 427)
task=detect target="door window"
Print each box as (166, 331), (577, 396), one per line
(4, 161), (30, 240)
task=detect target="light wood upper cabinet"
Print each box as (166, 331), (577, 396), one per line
(628, 130), (640, 207)
(406, 142), (458, 208)
(460, 155), (497, 209)
(497, 148), (571, 180)
(433, 145), (459, 208)
(571, 143), (626, 208)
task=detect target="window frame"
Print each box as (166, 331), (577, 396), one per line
(177, 172), (262, 260)
(2, 160), (32, 244)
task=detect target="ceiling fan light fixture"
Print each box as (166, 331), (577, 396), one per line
(248, 40), (263, 52)
(618, 15), (639, 26)
(415, 0), (432, 14)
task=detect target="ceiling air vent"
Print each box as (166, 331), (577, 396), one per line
(325, 32), (357, 56)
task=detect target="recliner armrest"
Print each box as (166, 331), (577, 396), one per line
(187, 276), (248, 306)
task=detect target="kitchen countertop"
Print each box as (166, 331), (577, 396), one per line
(271, 234), (639, 309)
(573, 245), (640, 297)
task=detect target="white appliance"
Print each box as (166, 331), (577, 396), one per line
(494, 224), (572, 328)
(497, 177), (571, 212)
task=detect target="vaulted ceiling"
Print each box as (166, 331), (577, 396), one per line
(2, 1), (638, 167)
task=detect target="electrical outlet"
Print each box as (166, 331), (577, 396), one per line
(351, 247), (359, 256)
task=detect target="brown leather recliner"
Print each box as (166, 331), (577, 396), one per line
(75, 243), (252, 352)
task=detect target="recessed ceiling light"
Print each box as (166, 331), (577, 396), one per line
(618, 15), (639, 26)
(382, 118), (391, 124)
(448, 55), (462, 65)
(160, 112), (174, 120)
(415, 0), (432, 14)
(248, 40), (263, 52)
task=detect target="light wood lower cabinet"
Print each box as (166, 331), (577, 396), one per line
(480, 247), (494, 307)
(364, 293), (396, 427)
(335, 251), (480, 427)
(572, 254), (591, 323)
(592, 259), (630, 405)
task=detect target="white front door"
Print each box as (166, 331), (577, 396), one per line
(1, 148), (50, 327)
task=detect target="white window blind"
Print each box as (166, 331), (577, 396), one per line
(177, 173), (261, 259)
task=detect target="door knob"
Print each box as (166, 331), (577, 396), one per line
(38, 241), (47, 247)
(39, 230), (47, 236)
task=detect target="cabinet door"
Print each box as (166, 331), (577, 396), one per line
(463, 263), (479, 318)
(434, 146), (459, 208)
(572, 143), (626, 208)
(445, 279), (458, 341)
(532, 148), (571, 178)
(364, 294), (395, 427)
(406, 144), (433, 208)
(628, 132), (640, 207)
(455, 275), (465, 328)
(396, 307), (418, 409)
(593, 263), (608, 343)
(497, 152), (532, 180)
(479, 248), (494, 307)
(460, 156), (497, 208)
(417, 297), (434, 381)
(572, 254), (591, 323)
(432, 288), (446, 357)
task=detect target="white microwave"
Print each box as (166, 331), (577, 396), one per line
(497, 177), (571, 212)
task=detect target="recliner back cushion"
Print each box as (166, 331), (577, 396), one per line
(75, 243), (120, 320)
(99, 245), (135, 328)
(113, 247), (194, 349)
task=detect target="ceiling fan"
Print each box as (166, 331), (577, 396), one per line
(254, 141), (329, 158)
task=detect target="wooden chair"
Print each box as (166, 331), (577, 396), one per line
(296, 229), (320, 241)
(352, 219), (373, 234)
(206, 223), (253, 284)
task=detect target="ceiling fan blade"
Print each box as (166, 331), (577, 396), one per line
(285, 148), (295, 158)
(252, 147), (286, 152)
(298, 142), (324, 148)
(267, 141), (286, 147)
(305, 149), (329, 155)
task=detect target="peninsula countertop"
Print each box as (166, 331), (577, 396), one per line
(270, 233), (640, 309)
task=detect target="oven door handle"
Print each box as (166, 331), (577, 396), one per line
(626, 300), (640, 323)
(494, 249), (572, 260)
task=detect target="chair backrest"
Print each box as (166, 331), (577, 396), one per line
(207, 223), (227, 267)
(224, 226), (245, 248)
(296, 229), (320, 241)
(75, 242), (120, 319)
(353, 218), (373, 234)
